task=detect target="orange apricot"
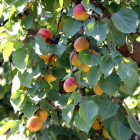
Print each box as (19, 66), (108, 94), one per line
(92, 119), (102, 130)
(44, 69), (57, 82)
(74, 37), (89, 52)
(102, 127), (111, 138)
(27, 115), (43, 132)
(93, 81), (103, 95)
(73, 4), (89, 21)
(81, 64), (90, 72)
(63, 77), (77, 92)
(38, 28), (53, 44)
(70, 52), (81, 67)
(38, 108), (48, 122)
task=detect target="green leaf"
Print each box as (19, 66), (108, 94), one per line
(83, 18), (95, 29)
(26, 83), (40, 97)
(79, 100), (98, 122)
(87, 66), (100, 87)
(118, 63), (138, 88)
(128, 114), (140, 135)
(49, 44), (66, 57)
(23, 102), (39, 118)
(10, 121), (19, 135)
(62, 104), (75, 124)
(51, 68), (66, 79)
(98, 99), (119, 120)
(4, 21), (20, 35)
(18, 69), (34, 88)
(100, 58), (114, 78)
(12, 48), (26, 71)
(30, 36), (48, 55)
(10, 90), (26, 113)
(50, 111), (59, 126)
(126, 34), (134, 53)
(100, 72), (121, 96)
(3, 42), (13, 61)
(40, 100), (54, 111)
(111, 8), (139, 33)
(82, 53), (100, 67)
(47, 89), (59, 101)
(0, 118), (13, 136)
(111, 120), (131, 140)
(58, 94), (70, 107)
(114, 0), (120, 4)
(21, 15), (33, 29)
(74, 70), (82, 86)
(73, 91), (81, 105)
(136, 0), (140, 7)
(63, 18), (82, 37)
(13, 41), (24, 49)
(86, 22), (107, 45)
(74, 112), (94, 134)
(5, 0), (15, 5)
(0, 85), (4, 94)
(107, 27), (126, 47)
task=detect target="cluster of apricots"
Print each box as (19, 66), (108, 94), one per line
(92, 118), (111, 138)
(37, 4), (103, 96)
(27, 108), (48, 132)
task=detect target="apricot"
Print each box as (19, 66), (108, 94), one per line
(70, 52), (81, 67)
(27, 115), (43, 132)
(87, 49), (98, 55)
(92, 119), (102, 130)
(58, 20), (65, 30)
(63, 77), (77, 92)
(38, 108), (48, 122)
(74, 37), (89, 52)
(102, 127), (111, 138)
(73, 4), (89, 21)
(39, 52), (56, 64)
(38, 28), (53, 44)
(81, 64), (90, 72)
(93, 81), (103, 95)
(44, 69), (57, 82)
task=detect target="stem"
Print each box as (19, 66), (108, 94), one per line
(102, 13), (114, 19)
(45, 54), (54, 70)
(30, 54), (36, 68)
(119, 108), (128, 115)
(112, 96), (123, 104)
(81, 132), (85, 140)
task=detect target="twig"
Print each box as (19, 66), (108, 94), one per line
(102, 13), (114, 19)
(112, 96), (123, 104)
(69, 50), (81, 92)
(119, 108), (128, 115)
(10, 62), (13, 83)
(30, 54), (36, 68)
(45, 54), (54, 70)
(81, 132), (85, 140)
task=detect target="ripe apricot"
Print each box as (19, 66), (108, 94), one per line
(74, 37), (89, 52)
(39, 52), (56, 64)
(27, 115), (43, 132)
(25, 2), (32, 9)
(102, 127), (111, 138)
(38, 28), (53, 44)
(73, 4), (89, 21)
(93, 81), (103, 95)
(70, 52), (81, 67)
(63, 77), (77, 92)
(44, 69), (57, 82)
(81, 64), (90, 72)
(38, 108), (48, 122)
(92, 119), (102, 130)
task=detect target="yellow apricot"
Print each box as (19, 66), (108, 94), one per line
(70, 52), (81, 67)
(81, 64), (90, 72)
(92, 119), (102, 130)
(87, 49), (98, 55)
(27, 115), (43, 132)
(44, 70), (57, 82)
(102, 127), (111, 138)
(93, 81), (103, 95)
(38, 108), (48, 122)
(58, 20), (65, 30)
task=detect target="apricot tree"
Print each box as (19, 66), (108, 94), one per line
(0, 0), (140, 140)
